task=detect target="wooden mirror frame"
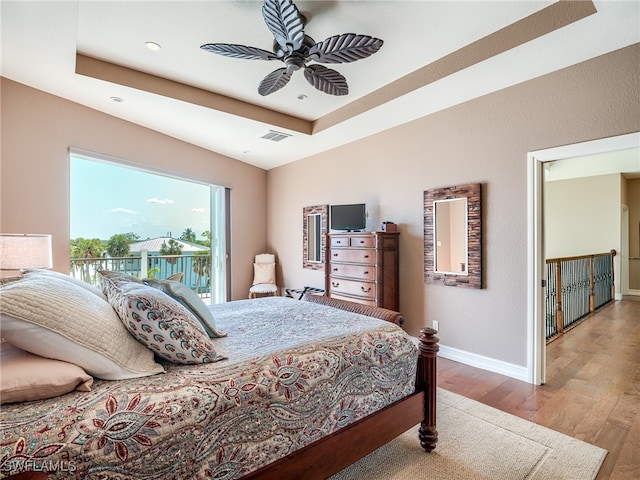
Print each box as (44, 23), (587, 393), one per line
(424, 183), (482, 288)
(303, 205), (328, 270)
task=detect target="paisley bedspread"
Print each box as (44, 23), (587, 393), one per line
(0, 297), (417, 479)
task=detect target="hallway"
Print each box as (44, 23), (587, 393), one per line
(437, 297), (640, 479)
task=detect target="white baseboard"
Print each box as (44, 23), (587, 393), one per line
(437, 344), (530, 383)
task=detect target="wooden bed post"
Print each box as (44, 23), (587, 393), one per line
(417, 327), (439, 452)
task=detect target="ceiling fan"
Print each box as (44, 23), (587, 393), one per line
(200, 0), (383, 96)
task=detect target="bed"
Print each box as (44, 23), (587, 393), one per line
(0, 270), (437, 480)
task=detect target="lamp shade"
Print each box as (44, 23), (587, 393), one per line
(0, 234), (53, 270)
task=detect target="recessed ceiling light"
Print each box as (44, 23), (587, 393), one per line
(145, 41), (161, 51)
(110, 96), (124, 103)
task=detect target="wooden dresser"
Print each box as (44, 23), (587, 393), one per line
(324, 232), (399, 310)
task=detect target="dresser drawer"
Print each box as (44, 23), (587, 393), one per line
(329, 263), (375, 281)
(328, 277), (375, 299)
(330, 235), (374, 248)
(349, 236), (374, 248)
(329, 248), (375, 264)
(330, 236), (351, 247)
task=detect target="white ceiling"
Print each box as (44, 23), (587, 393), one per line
(545, 148), (640, 182)
(1, 1), (639, 170)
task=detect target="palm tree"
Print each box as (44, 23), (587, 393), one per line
(70, 237), (104, 283)
(200, 230), (211, 247)
(180, 228), (196, 243)
(106, 233), (132, 273)
(106, 234), (131, 257)
(159, 239), (183, 275)
(192, 251), (210, 293)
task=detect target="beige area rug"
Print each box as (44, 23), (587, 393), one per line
(330, 389), (607, 480)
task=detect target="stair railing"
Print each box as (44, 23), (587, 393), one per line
(545, 250), (616, 342)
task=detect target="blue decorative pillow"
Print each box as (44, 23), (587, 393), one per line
(101, 277), (226, 365)
(143, 278), (226, 338)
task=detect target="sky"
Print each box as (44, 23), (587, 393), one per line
(70, 155), (211, 242)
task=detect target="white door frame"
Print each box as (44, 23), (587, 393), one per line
(526, 132), (640, 385)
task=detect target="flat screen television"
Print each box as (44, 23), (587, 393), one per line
(330, 203), (366, 231)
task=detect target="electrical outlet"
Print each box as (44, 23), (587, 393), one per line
(432, 320), (439, 331)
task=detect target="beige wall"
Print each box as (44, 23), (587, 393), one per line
(267, 44), (640, 367)
(544, 174), (621, 257)
(544, 174), (622, 295)
(0, 78), (267, 300)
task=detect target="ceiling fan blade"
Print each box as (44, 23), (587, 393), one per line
(309, 34), (383, 64)
(303, 64), (348, 96)
(258, 67), (294, 96)
(262, 0), (304, 54)
(200, 43), (278, 61)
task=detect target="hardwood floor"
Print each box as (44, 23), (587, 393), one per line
(437, 297), (640, 480)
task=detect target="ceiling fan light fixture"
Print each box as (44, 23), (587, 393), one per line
(200, 0), (383, 96)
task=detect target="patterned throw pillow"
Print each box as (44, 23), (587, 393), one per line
(143, 278), (226, 338)
(101, 276), (226, 365)
(97, 270), (142, 296)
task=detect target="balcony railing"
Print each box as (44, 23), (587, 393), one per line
(70, 252), (212, 298)
(545, 250), (616, 342)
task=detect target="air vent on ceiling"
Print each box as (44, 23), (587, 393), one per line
(260, 130), (292, 142)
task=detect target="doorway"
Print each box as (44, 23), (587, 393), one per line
(527, 132), (640, 385)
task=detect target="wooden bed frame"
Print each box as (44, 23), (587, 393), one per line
(3, 296), (438, 480)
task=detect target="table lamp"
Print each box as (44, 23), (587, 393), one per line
(0, 233), (53, 272)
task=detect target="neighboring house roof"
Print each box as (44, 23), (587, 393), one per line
(129, 237), (209, 254)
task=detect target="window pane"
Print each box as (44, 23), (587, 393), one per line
(70, 152), (226, 303)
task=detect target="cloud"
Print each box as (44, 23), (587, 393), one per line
(146, 198), (175, 205)
(111, 207), (138, 214)
(192, 208), (206, 213)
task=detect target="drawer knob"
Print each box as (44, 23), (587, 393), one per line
(332, 281), (340, 287)
(361, 286), (372, 293)
(333, 268), (339, 272)
(363, 255), (369, 259)
(333, 253), (339, 257)
(363, 271), (369, 275)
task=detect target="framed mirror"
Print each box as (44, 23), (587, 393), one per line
(424, 183), (482, 288)
(303, 205), (328, 270)
(434, 197), (468, 274)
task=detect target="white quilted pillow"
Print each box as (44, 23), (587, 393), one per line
(21, 268), (108, 301)
(0, 275), (165, 380)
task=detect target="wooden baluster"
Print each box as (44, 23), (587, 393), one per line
(589, 255), (595, 314)
(555, 261), (564, 336)
(610, 249), (616, 302)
